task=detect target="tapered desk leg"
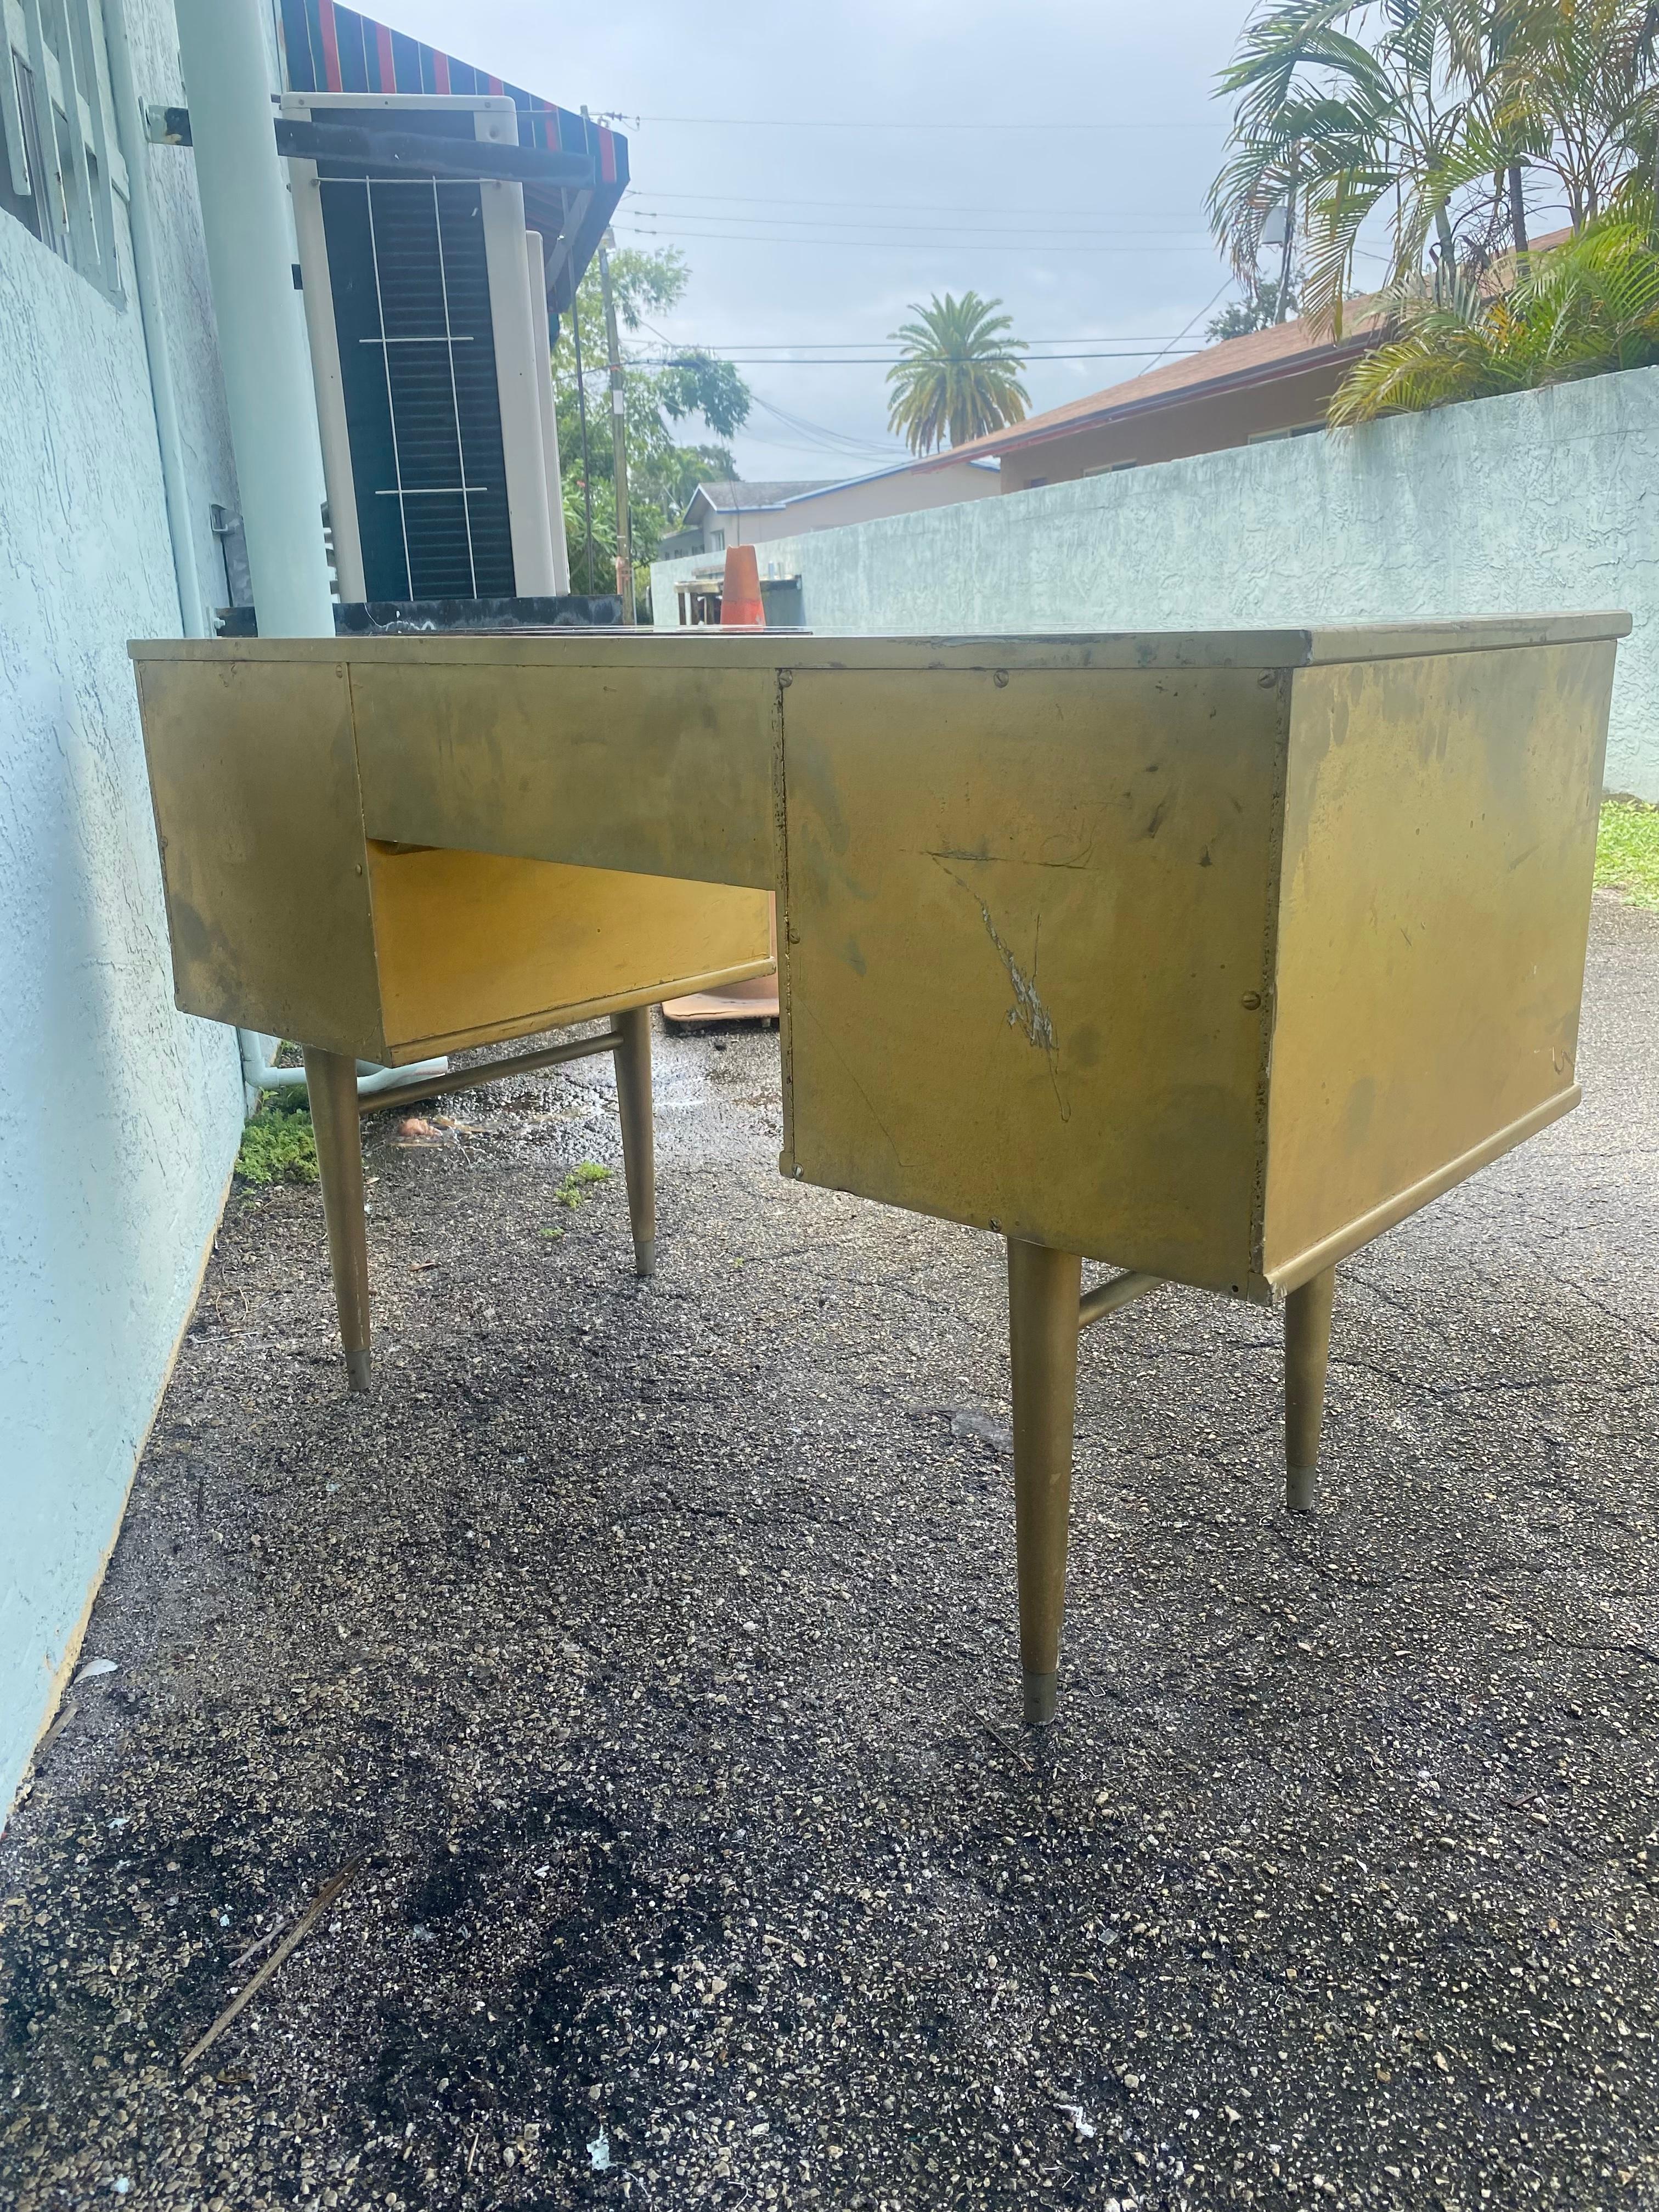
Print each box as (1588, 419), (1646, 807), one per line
(614, 1006), (657, 1279)
(1285, 1265), (1337, 1512)
(1007, 1237), (1084, 1727)
(303, 1047), (371, 1393)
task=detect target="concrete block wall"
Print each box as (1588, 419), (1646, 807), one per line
(654, 366), (1659, 800)
(0, 0), (247, 1817)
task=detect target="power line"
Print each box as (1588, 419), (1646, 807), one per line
(745, 391), (905, 459)
(1142, 274), (1238, 371)
(617, 222), (1223, 256)
(642, 333), (1210, 348)
(600, 112), (1217, 132)
(658, 350), (1206, 365)
(640, 187), (1212, 225)
(625, 205), (1216, 242)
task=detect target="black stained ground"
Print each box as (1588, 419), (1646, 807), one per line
(2, 897), (1657, 2212)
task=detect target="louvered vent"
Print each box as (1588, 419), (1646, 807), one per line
(320, 172), (515, 601)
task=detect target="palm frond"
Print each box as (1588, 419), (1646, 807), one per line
(1330, 203), (1659, 420)
(884, 291), (1030, 454)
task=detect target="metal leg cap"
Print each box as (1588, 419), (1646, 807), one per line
(1022, 1670), (1058, 1728)
(634, 1239), (657, 1279)
(1286, 1464), (1317, 1513)
(345, 1347), (373, 1394)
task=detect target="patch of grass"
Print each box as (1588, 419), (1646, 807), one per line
(236, 1088), (319, 1186)
(1596, 799), (1659, 911)
(539, 1162), (612, 1239)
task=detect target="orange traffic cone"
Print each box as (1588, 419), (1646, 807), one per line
(720, 543), (765, 628)
(665, 543), (778, 1025)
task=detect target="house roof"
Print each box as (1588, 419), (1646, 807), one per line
(915, 306), (1392, 471)
(915, 229), (1579, 472)
(692, 481), (838, 515)
(685, 454), (999, 524)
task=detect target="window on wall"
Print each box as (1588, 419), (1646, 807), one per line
(0, 0), (125, 301)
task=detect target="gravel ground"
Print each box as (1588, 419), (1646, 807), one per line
(2, 895), (1656, 2212)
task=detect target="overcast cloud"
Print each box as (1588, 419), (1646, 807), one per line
(379, 0), (1306, 479)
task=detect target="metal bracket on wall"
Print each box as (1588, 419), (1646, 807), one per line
(143, 101), (596, 192)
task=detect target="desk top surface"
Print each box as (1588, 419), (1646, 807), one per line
(131, 612), (1630, 673)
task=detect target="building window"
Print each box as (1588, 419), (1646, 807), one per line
(1246, 422), (1325, 444)
(0, 0), (126, 302)
(711, 528), (725, 551)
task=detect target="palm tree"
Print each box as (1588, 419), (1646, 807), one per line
(1402, 0), (1659, 274)
(1498, 0), (1659, 230)
(1212, 1), (1659, 340)
(1328, 207), (1659, 418)
(1209, 0), (1549, 335)
(885, 293), (1030, 454)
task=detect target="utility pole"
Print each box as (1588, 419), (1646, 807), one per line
(596, 228), (635, 624)
(571, 279), (595, 593)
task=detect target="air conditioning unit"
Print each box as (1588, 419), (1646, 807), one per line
(283, 89), (570, 603)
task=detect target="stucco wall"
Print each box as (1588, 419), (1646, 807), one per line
(654, 367), (1659, 799)
(0, 0), (246, 1817)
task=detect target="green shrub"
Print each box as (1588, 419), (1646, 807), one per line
(236, 1096), (319, 1185)
(1330, 216), (1659, 425)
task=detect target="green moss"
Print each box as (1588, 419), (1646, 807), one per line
(542, 1162), (612, 1233)
(236, 1096), (319, 1186)
(1596, 799), (1659, 912)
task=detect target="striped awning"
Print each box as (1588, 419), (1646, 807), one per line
(276, 0), (627, 311)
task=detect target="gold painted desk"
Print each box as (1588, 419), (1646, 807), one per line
(133, 617), (1624, 1723)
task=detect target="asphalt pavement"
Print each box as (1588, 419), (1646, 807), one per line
(1, 894), (1655, 2212)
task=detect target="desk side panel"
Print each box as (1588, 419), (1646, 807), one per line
(134, 657), (386, 1059)
(348, 658), (778, 889)
(778, 667), (1288, 1294)
(365, 845), (774, 1060)
(1261, 641), (1614, 1288)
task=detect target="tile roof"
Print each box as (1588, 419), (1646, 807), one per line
(693, 481), (838, 513)
(918, 305), (1391, 469)
(917, 229), (1578, 471)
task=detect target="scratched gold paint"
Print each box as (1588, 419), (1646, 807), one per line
(131, 620), (1622, 1292)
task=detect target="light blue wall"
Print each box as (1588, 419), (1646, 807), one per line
(655, 366), (1659, 800)
(0, 0), (246, 1818)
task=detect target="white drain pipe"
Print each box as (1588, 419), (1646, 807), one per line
(105, 0), (206, 641)
(172, 0), (338, 1113)
(172, 0), (334, 639)
(239, 1034), (449, 1103)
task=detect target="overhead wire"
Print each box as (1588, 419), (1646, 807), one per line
(617, 222), (1223, 255)
(598, 112), (1218, 132)
(640, 187), (1215, 223)
(652, 349), (1207, 365)
(622, 205), (1218, 242)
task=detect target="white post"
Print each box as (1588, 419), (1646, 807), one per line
(104, 0), (206, 636)
(481, 179), (558, 596)
(173, 0), (335, 637)
(526, 232), (571, 594)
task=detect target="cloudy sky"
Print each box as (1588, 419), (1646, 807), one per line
(379, 0), (1343, 481)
